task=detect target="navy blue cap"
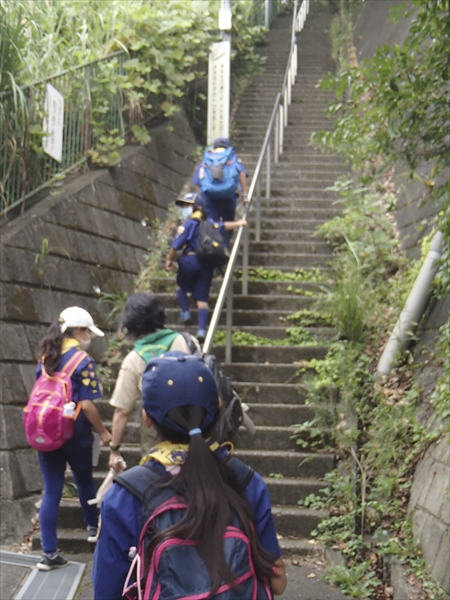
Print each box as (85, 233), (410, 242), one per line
(213, 137), (232, 149)
(176, 192), (197, 206)
(141, 351), (219, 435)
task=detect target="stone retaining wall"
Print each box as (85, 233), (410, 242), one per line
(0, 109), (198, 543)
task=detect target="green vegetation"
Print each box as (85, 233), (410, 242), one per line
(293, 1), (449, 597)
(236, 266), (328, 283)
(1, 0), (268, 205)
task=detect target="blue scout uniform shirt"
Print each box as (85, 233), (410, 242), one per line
(35, 339), (101, 447)
(171, 214), (227, 255)
(92, 461), (281, 600)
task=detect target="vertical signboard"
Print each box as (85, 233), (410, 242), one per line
(207, 40), (230, 145)
(43, 83), (64, 163)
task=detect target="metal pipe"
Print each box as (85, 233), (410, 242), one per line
(242, 216), (249, 296)
(275, 110), (279, 164)
(225, 282), (233, 363)
(266, 139), (271, 198)
(279, 105), (284, 155)
(256, 177), (261, 242)
(284, 88), (288, 126)
(376, 231), (443, 379)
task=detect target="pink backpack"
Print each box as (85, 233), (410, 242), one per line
(23, 351), (86, 452)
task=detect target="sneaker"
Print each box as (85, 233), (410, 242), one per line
(196, 329), (207, 343)
(87, 526), (99, 543)
(37, 553), (68, 571)
(180, 311), (192, 325)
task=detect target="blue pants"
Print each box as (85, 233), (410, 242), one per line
(38, 437), (97, 553)
(177, 254), (213, 303)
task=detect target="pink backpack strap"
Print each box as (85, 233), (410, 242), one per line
(62, 350), (88, 377)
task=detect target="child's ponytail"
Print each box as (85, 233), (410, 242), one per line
(37, 321), (64, 375)
(149, 406), (274, 598)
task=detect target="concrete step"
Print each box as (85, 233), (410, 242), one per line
(152, 292), (318, 312)
(247, 231), (328, 243)
(233, 382), (337, 404)
(222, 362), (313, 384)
(259, 207), (339, 219)
(215, 345), (328, 364)
(237, 426), (300, 451)
(234, 449), (334, 478)
(246, 403), (314, 425)
(165, 308), (322, 327)
(32, 527), (96, 554)
(151, 278), (327, 296)
(247, 240), (332, 254)
(272, 505), (328, 539)
(278, 537), (324, 558)
(251, 217), (332, 230)
(246, 252), (332, 268)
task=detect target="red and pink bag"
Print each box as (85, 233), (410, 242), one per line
(23, 350), (86, 452)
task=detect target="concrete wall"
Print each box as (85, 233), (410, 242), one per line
(0, 109), (198, 543)
(354, 2), (449, 595)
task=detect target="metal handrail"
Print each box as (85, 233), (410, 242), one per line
(203, 0), (310, 360)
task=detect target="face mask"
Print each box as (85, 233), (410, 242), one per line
(79, 335), (91, 351)
(181, 206), (193, 220)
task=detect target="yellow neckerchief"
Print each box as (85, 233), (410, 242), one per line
(139, 439), (232, 467)
(61, 338), (82, 353)
(191, 210), (203, 221)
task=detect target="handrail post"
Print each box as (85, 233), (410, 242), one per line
(288, 67), (292, 105)
(274, 110), (279, 164)
(266, 140), (271, 198)
(226, 282), (233, 363)
(284, 88), (288, 126)
(293, 43), (297, 83)
(279, 105), (284, 156)
(256, 177), (261, 242)
(242, 221), (249, 296)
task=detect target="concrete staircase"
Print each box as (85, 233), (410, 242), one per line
(34, 10), (344, 561)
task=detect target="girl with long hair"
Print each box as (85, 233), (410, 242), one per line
(92, 352), (287, 599)
(34, 306), (111, 570)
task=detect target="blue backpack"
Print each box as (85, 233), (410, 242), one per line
(117, 460), (273, 600)
(199, 146), (240, 200)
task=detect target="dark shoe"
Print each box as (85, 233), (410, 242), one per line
(87, 526), (99, 543)
(196, 329), (206, 343)
(37, 553), (68, 571)
(180, 311), (192, 325)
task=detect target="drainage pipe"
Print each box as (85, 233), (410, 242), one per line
(376, 230), (443, 379)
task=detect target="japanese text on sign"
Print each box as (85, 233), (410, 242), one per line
(207, 41), (230, 145)
(43, 83), (64, 163)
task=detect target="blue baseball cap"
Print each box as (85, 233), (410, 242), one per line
(213, 137), (232, 149)
(141, 351), (219, 435)
(176, 192), (197, 206)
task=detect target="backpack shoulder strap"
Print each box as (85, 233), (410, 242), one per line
(178, 331), (203, 356)
(227, 457), (254, 489)
(115, 464), (163, 502)
(62, 350), (88, 376)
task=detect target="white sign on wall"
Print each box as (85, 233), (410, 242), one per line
(43, 83), (64, 163)
(207, 41), (230, 145)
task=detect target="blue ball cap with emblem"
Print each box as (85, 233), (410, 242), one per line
(141, 351), (219, 434)
(176, 192), (197, 206)
(213, 137), (232, 149)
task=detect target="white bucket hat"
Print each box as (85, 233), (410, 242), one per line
(59, 306), (104, 337)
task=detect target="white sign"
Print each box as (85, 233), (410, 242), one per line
(43, 83), (64, 163)
(207, 41), (230, 145)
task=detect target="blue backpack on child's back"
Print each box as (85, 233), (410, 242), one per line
(117, 460), (273, 600)
(199, 146), (240, 200)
